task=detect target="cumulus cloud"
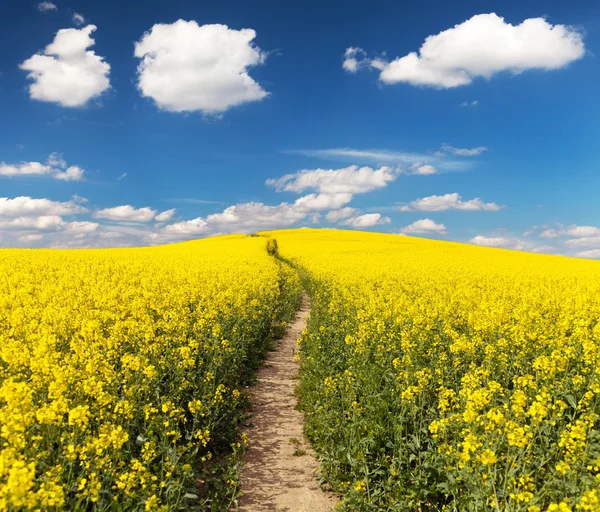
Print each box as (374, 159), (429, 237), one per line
(564, 237), (600, 248)
(400, 218), (447, 234)
(400, 193), (502, 212)
(37, 2), (57, 12)
(0, 215), (66, 230)
(157, 201), (305, 240)
(54, 166), (84, 181)
(437, 144), (487, 156)
(267, 165), (397, 195)
(340, 213), (391, 228)
(293, 193), (353, 211)
(345, 13), (585, 88)
(325, 207), (357, 222)
(94, 205), (157, 222)
(0, 196), (86, 218)
(20, 234), (44, 242)
(0, 154), (85, 181)
(469, 235), (517, 248)
(134, 20), (268, 113)
(67, 221), (99, 233)
(155, 209), (176, 222)
(72, 13), (85, 26)
(20, 25), (110, 107)
(411, 164), (437, 175)
(575, 249), (600, 259)
(343, 47), (369, 73)
(160, 218), (209, 237)
(206, 202), (305, 230)
(541, 225), (600, 239)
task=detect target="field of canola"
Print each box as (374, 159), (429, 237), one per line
(0, 235), (301, 511)
(270, 229), (600, 512)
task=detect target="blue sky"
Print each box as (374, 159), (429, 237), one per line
(0, 0), (599, 256)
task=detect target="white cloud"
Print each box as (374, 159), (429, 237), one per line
(469, 235), (515, 248)
(0, 215), (65, 230)
(340, 213), (391, 228)
(156, 198), (329, 241)
(20, 25), (110, 107)
(37, 2), (57, 11)
(0, 197), (86, 218)
(461, 100), (479, 107)
(134, 20), (268, 113)
(437, 144), (487, 156)
(325, 207), (357, 222)
(293, 193), (353, 211)
(118, 173), (127, 180)
(539, 228), (562, 238)
(286, 147), (473, 172)
(400, 218), (447, 234)
(47, 152), (66, 168)
(157, 201), (305, 240)
(287, 148), (437, 166)
(537, 225), (600, 253)
(400, 193), (502, 212)
(20, 234), (44, 242)
(267, 165), (397, 195)
(71, 194), (88, 203)
(67, 221), (99, 233)
(160, 218), (209, 236)
(206, 202), (305, 229)
(94, 205), (157, 222)
(0, 154), (85, 181)
(72, 13), (85, 26)
(575, 249), (600, 259)
(565, 237), (600, 248)
(347, 13), (585, 88)
(55, 166), (84, 181)
(565, 226), (600, 238)
(343, 47), (368, 73)
(411, 164), (437, 175)
(155, 209), (176, 222)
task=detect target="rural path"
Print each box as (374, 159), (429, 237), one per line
(238, 294), (336, 512)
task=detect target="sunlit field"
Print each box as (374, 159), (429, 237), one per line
(271, 229), (600, 511)
(1, 229), (599, 511)
(0, 235), (301, 510)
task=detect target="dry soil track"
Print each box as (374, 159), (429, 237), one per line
(237, 295), (336, 512)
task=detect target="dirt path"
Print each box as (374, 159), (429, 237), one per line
(238, 295), (336, 512)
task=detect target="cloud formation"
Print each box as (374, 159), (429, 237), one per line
(20, 25), (110, 107)
(344, 13), (585, 88)
(267, 165), (397, 195)
(0, 153), (84, 181)
(400, 218), (447, 234)
(72, 13), (85, 26)
(400, 193), (502, 212)
(340, 213), (391, 228)
(37, 2), (57, 12)
(155, 209), (176, 222)
(325, 207), (357, 222)
(437, 144), (487, 156)
(94, 205), (157, 222)
(469, 235), (515, 248)
(0, 197), (86, 218)
(134, 21), (268, 113)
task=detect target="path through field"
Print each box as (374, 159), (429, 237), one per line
(238, 294), (336, 511)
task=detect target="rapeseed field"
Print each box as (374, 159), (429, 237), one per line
(0, 235), (301, 511)
(2, 228), (600, 511)
(271, 229), (600, 512)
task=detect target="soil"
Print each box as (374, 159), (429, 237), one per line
(237, 295), (337, 511)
